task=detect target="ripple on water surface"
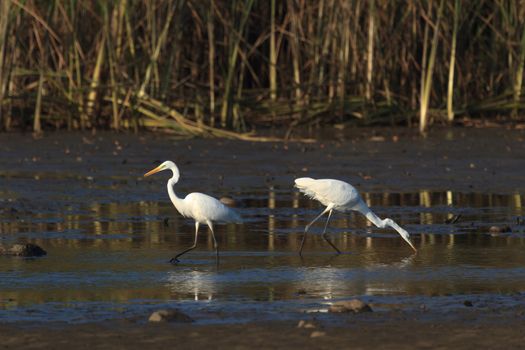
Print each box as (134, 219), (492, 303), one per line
(1, 166), (525, 322)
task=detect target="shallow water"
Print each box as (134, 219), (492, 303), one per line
(0, 131), (524, 323)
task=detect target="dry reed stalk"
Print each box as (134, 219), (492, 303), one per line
(138, 3), (175, 98)
(2, 0), (525, 135)
(84, 33), (105, 128)
(207, 0), (216, 126)
(106, 90), (314, 142)
(288, 0), (302, 106)
(269, 0), (277, 101)
(419, 0), (444, 133)
(219, 0), (254, 128)
(0, 0), (11, 128)
(446, 0), (459, 123)
(32, 70), (43, 133)
(365, 0), (375, 101)
(513, 18), (525, 118)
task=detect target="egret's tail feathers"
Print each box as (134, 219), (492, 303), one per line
(294, 177), (319, 199)
(294, 177), (315, 189)
(364, 210), (417, 252)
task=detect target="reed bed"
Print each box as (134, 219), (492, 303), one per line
(0, 0), (525, 136)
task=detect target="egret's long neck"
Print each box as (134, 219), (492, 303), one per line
(166, 166), (185, 214)
(352, 199), (382, 226)
(362, 208), (383, 228)
(356, 198), (416, 251)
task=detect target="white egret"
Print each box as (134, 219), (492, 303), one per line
(295, 177), (417, 255)
(144, 161), (242, 263)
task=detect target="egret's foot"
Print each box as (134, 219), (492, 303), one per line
(169, 257), (180, 264)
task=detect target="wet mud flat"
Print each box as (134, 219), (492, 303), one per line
(2, 304), (525, 349)
(0, 127), (525, 348)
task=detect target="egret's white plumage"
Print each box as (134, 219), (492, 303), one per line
(145, 160), (241, 263)
(295, 177), (416, 254)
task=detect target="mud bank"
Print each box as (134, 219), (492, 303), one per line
(2, 306), (525, 350)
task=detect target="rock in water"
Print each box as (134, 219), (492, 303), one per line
(219, 197), (236, 207)
(297, 320), (317, 329)
(310, 331), (326, 338)
(328, 299), (373, 313)
(489, 225), (512, 235)
(0, 243), (47, 257)
(148, 309), (193, 323)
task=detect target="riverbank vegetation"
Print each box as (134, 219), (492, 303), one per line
(0, 1), (524, 137)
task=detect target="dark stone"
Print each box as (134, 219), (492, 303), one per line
(328, 299), (373, 313)
(464, 300), (474, 307)
(0, 243), (47, 257)
(148, 309), (194, 323)
(219, 197), (236, 207)
(489, 225), (512, 235)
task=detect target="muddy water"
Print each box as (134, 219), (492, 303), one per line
(0, 129), (524, 323)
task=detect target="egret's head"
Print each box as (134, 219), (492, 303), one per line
(144, 160), (176, 177)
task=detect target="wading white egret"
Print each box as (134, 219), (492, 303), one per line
(295, 177), (417, 255)
(144, 161), (242, 263)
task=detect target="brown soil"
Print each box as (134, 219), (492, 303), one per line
(1, 313), (524, 350)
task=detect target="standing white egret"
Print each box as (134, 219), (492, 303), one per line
(295, 177), (417, 255)
(144, 161), (242, 263)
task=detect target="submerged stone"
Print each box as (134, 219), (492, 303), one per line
(0, 243), (47, 257)
(219, 197), (236, 207)
(489, 225), (512, 235)
(148, 309), (194, 323)
(328, 299), (373, 313)
(297, 320), (317, 329)
(310, 331), (326, 338)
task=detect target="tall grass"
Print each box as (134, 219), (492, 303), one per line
(1, 0), (525, 136)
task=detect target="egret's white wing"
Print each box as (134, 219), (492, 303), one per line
(185, 192), (242, 223)
(295, 177), (360, 208)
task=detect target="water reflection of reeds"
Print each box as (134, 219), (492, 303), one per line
(1, 190), (523, 251)
(1, 189), (524, 307)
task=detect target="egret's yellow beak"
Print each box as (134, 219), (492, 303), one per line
(144, 165), (163, 177)
(407, 240), (417, 253)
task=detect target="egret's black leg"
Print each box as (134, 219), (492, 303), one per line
(207, 220), (219, 261)
(299, 207), (330, 256)
(170, 221), (199, 263)
(320, 209), (341, 254)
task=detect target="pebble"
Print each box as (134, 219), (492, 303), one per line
(310, 331), (326, 338)
(148, 309), (194, 323)
(297, 320), (317, 329)
(328, 299), (373, 313)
